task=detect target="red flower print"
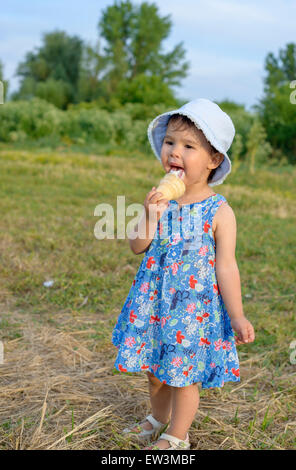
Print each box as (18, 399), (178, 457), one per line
(208, 259), (214, 267)
(132, 280), (136, 286)
(129, 310), (137, 323)
(151, 364), (160, 373)
(136, 342), (146, 354)
(231, 368), (240, 378)
(149, 314), (160, 324)
(203, 220), (210, 233)
(176, 330), (185, 344)
(204, 299), (211, 305)
(183, 366), (193, 377)
(171, 262), (179, 275)
(215, 339), (223, 351)
(213, 283), (219, 294)
(171, 357), (183, 367)
(169, 287), (176, 294)
(203, 312), (210, 318)
(224, 341), (232, 351)
(118, 364), (127, 372)
(189, 275), (198, 289)
(141, 364), (150, 370)
(199, 337), (211, 346)
(140, 282), (149, 293)
(186, 303), (196, 313)
(196, 316), (203, 323)
(125, 337), (136, 347)
(198, 245), (209, 256)
(146, 257), (156, 269)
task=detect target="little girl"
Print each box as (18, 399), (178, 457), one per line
(112, 98), (255, 450)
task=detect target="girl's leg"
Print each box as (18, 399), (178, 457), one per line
(147, 382), (200, 449)
(130, 371), (172, 432)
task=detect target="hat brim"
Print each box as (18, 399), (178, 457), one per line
(147, 110), (232, 187)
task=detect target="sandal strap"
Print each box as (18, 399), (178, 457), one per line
(146, 414), (166, 429)
(159, 432), (188, 447)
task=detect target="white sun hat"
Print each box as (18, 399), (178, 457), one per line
(147, 98), (235, 187)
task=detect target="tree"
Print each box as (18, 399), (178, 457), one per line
(0, 60), (9, 102)
(76, 40), (109, 103)
(246, 119), (272, 174)
(13, 30), (84, 108)
(35, 78), (72, 109)
(231, 133), (243, 175)
(98, 0), (189, 102)
(255, 43), (296, 163)
(115, 73), (176, 105)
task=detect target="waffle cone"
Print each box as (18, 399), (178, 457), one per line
(156, 172), (186, 201)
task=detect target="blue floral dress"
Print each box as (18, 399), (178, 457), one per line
(112, 193), (240, 388)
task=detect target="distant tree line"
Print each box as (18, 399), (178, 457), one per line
(6, 1), (188, 109)
(0, 0), (295, 164)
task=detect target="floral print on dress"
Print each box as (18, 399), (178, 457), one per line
(112, 193), (240, 388)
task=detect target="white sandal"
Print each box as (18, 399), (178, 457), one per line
(123, 414), (169, 441)
(145, 432), (191, 450)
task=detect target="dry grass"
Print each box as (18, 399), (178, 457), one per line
(0, 312), (295, 450)
(0, 149), (295, 450)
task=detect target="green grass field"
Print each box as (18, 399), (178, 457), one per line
(0, 144), (295, 449)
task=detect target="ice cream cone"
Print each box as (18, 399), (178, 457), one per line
(156, 169), (186, 201)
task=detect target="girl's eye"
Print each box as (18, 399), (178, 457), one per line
(165, 140), (173, 145)
(185, 144), (193, 149)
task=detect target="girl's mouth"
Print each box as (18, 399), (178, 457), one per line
(170, 164), (182, 170)
(169, 166), (185, 180)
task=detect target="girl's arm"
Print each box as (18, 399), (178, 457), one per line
(128, 188), (169, 255)
(128, 209), (158, 255)
(214, 203), (255, 344)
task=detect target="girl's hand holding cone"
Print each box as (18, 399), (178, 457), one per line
(144, 187), (169, 222)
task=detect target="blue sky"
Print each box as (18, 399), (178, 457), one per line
(1, 0), (295, 110)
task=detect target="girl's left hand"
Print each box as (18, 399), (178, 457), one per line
(231, 316), (255, 345)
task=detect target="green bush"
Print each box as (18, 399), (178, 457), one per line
(0, 97), (284, 163)
(0, 97), (63, 142)
(61, 108), (115, 144)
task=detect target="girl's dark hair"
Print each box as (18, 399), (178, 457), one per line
(167, 114), (219, 183)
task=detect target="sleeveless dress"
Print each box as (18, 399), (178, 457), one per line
(112, 193), (240, 388)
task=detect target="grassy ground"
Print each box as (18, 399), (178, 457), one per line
(0, 144), (295, 450)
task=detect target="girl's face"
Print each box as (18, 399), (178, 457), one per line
(160, 121), (219, 186)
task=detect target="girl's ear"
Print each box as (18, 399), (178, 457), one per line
(211, 152), (224, 169)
